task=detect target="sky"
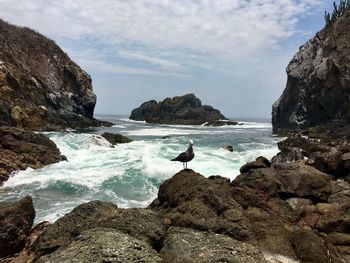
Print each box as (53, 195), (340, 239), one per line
(0, 0), (336, 119)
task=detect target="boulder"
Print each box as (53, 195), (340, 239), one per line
(223, 145), (234, 152)
(0, 196), (35, 258)
(0, 19), (110, 130)
(150, 170), (253, 241)
(204, 119), (238, 126)
(0, 126), (64, 184)
(101, 132), (132, 145)
(160, 227), (267, 263)
(272, 8), (350, 138)
(30, 201), (166, 259)
(129, 94), (231, 125)
(36, 228), (162, 263)
(239, 156), (271, 173)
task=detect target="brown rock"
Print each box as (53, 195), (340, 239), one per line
(151, 169), (253, 241)
(239, 156), (271, 173)
(0, 126), (63, 184)
(0, 196), (35, 258)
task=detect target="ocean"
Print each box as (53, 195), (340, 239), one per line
(1, 115), (279, 224)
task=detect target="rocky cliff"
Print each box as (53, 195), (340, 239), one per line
(0, 19), (106, 130)
(272, 8), (350, 138)
(130, 94), (235, 125)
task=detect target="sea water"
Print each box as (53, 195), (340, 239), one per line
(1, 115), (279, 223)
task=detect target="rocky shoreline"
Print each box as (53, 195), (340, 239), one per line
(1, 140), (350, 262)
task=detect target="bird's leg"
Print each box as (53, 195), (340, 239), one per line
(183, 162), (185, 170)
(185, 162), (187, 170)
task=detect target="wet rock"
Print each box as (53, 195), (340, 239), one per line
(36, 228), (162, 263)
(30, 201), (166, 259)
(150, 169), (253, 241)
(0, 126), (63, 184)
(223, 145), (234, 152)
(0, 196), (35, 258)
(239, 156), (271, 173)
(101, 132), (132, 145)
(160, 227), (267, 263)
(204, 119), (238, 126)
(129, 94), (230, 125)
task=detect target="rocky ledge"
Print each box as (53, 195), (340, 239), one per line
(0, 19), (110, 131)
(3, 141), (350, 262)
(272, 8), (350, 138)
(0, 126), (65, 185)
(129, 93), (237, 126)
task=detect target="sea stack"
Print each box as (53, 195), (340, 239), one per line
(272, 8), (350, 138)
(130, 93), (237, 126)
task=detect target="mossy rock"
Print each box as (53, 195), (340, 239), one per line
(101, 132), (132, 145)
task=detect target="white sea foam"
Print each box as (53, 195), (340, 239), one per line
(2, 120), (279, 223)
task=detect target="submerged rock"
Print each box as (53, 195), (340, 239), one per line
(101, 132), (132, 145)
(0, 19), (109, 130)
(129, 93), (231, 125)
(0, 126), (64, 184)
(0, 196), (35, 258)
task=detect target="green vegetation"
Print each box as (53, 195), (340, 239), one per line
(325, 0), (350, 27)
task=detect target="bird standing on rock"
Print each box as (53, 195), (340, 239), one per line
(171, 140), (194, 169)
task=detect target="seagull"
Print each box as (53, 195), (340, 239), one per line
(171, 140), (194, 169)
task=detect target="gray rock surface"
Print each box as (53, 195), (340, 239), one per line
(161, 227), (267, 263)
(36, 228), (163, 263)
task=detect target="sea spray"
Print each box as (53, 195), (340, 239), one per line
(2, 116), (279, 223)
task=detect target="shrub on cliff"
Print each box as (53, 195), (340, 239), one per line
(325, 0), (350, 26)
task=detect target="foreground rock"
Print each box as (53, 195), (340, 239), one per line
(0, 196), (35, 258)
(272, 8), (350, 138)
(101, 132), (132, 145)
(0, 126), (64, 184)
(0, 19), (109, 130)
(161, 227), (267, 263)
(36, 228), (163, 263)
(129, 93), (235, 125)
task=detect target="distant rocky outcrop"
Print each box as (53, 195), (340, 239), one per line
(130, 94), (236, 126)
(0, 19), (109, 131)
(272, 8), (350, 138)
(0, 126), (64, 185)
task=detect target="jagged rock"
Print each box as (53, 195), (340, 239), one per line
(0, 126), (63, 184)
(150, 169), (253, 241)
(0, 19), (110, 130)
(160, 227), (267, 263)
(0, 196), (35, 258)
(129, 94), (231, 125)
(101, 132), (132, 145)
(272, 8), (350, 138)
(36, 228), (163, 263)
(30, 201), (166, 260)
(239, 156), (271, 173)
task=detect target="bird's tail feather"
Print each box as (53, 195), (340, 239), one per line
(171, 158), (176, 161)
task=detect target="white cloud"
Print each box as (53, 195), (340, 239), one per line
(0, 0), (321, 71)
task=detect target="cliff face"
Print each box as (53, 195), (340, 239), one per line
(130, 93), (227, 125)
(272, 9), (350, 137)
(0, 19), (104, 130)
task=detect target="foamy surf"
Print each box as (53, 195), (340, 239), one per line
(2, 116), (279, 223)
